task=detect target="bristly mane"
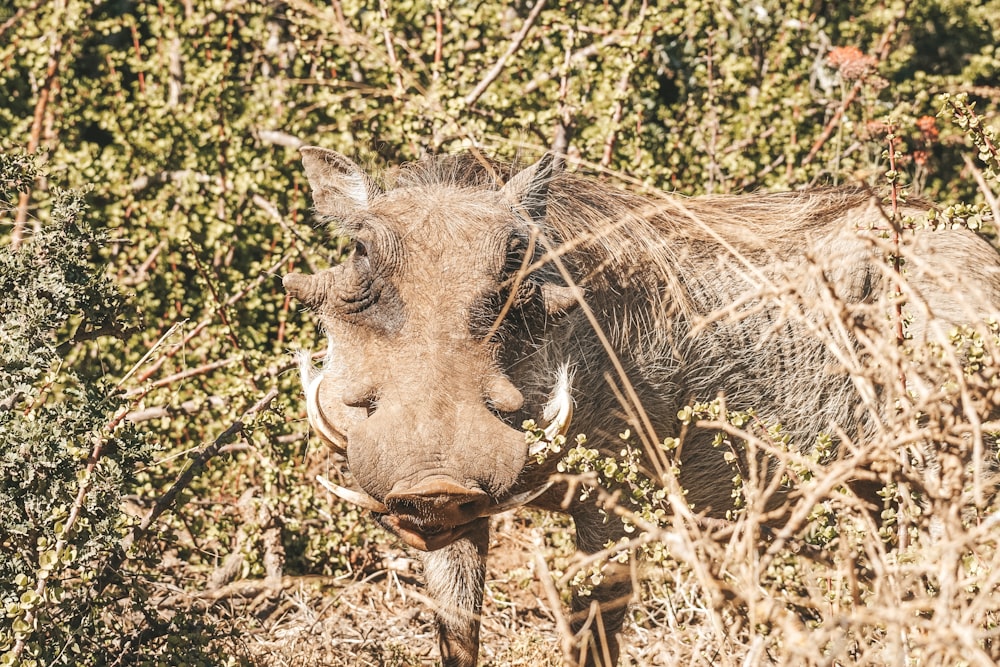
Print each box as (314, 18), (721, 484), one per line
(374, 152), (881, 325)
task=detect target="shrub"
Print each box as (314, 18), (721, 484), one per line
(3, 0), (1000, 664)
(1, 154), (177, 665)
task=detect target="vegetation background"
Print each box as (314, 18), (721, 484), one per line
(2, 0), (1000, 665)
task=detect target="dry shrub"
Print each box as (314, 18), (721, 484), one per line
(547, 204), (1000, 666)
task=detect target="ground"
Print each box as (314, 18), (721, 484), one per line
(232, 511), (666, 667)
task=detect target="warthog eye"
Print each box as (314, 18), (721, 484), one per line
(320, 240), (399, 328)
(501, 233), (532, 284)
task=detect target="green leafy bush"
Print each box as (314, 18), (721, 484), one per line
(3, 0), (1000, 664)
(1, 155), (161, 665)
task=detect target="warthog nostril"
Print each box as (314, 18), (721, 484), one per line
(390, 499), (422, 517)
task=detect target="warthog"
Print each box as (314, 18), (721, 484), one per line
(284, 147), (1000, 666)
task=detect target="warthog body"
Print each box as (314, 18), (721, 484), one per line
(284, 147), (1000, 666)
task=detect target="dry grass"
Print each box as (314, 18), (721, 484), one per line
(225, 461), (1000, 666)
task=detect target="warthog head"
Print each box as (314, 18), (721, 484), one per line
(284, 147), (575, 551)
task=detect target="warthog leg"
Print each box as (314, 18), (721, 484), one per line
(569, 502), (632, 667)
(421, 517), (490, 667)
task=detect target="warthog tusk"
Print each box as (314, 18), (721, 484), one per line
(317, 475), (388, 513)
(302, 353), (348, 454)
(482, 481), (553, 515)
(529, 365), (574, 456)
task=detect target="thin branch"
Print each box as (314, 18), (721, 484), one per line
(124, 356), (242, 397)
(464, 0), (548, 108)
(258, 129), (304, 148)
(125, 352), (302, 423)
(597, 3), (648, 173)
(0, 0), (44, 42)
(551, 25), (577, 166)
(132, 247), (295, 385)
(126, 395), (226, 423)
(963, 154), (1000, 226)
(703, 28), (720, 192)
(251, 193), (318, 273)
(433, 5), (444, 72)
(801, 79), (866, 167)
(524, 33), (622, 96)
(13, 0), (66, 249)
(885, 126), (914, 551)
(377, 0), (405, 96)
(801, 0), (911, 168)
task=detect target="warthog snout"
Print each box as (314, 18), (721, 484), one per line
(378, 477), (493, 551)
(384, 477), (492, 527)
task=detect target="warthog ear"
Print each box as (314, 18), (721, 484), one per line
(300, 146), (381, 216)
(502, 152), (555, 223)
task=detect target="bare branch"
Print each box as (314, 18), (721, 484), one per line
(524, 33), (622, 96)
(258, 129), (304, 149)
(464, 0), (548, 108)
(963, 154), (1000, 226)
(131, 246), (295, 385)
(118, 388), (279, 556)
(378, 0), (405, 96)
(13, 0), (68, 249)
(126, 395), (226, 423)
(129, 170), (217, 192)
(124, 356), (241, 397)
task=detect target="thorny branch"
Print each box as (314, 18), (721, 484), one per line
(126, 394), (226, 423)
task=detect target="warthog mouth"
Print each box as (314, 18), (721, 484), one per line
(317, 475), (553, 550)
(379, 514), (488, 551)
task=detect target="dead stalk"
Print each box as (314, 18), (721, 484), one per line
(377, 0), (405, 96)
(885, 124), (914, 549)
(464, 0), (548, 108)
